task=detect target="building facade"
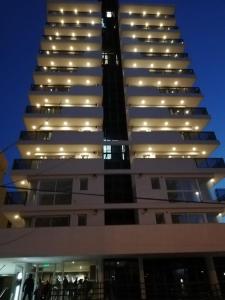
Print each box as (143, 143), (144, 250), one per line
(1, 0), (225, 299)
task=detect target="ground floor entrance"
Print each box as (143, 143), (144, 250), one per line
(0, 256), (225, 300)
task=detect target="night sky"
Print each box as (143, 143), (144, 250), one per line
(1, 0), (225, 186)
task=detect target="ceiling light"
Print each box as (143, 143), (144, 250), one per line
(32, 125), (37, 130)
(44, 98), (48, 103)
(74, 9), (78, 14)
(86, 79), (90, 84)
(68, 61), (73, 66)
(167, 63), (171, 68)
(138, 80), (143, 86)
(134, 48), (137, 52)
(148, 147), (152, 151)
(76, 20), (80, 25)
(65, 99), (70, 103)
(160, 23), (163, 27)
(172, 147), (176, 151)
(129, 11), (132, 15)
(85, 121), (90, 126)
(87, 46), (90, 51)
(21, 180), (26, 185)
(148, 35), (152, 39)
(47, 78), (52, 83)
(67, 79), (71, 84)
(149, 48), (153, 52)
(131, 22), (134, 26)
(141, 99), (145, 104)
(86, 99), (90, 103)
(163, 35), (167, 39)
(180, 100), (185, 104)
(157, 81), (161, 86)
(60, 8), (64, 13)
(86, 62), (90, 67)
(133, 63), (137, 67)
(164, 121), (169, 126)
(26, 151), (31, 156)
(83, 147), (87, 151)
(55, 32), (59, 36)
(61, 19), (64, 24)
(143, 11), (146, 16)
(45, 121), (49, 125)
(72, 32), (75, 37)
(195, 126), (199, 130)
(63, 121), (68, 126)
(157, 11), (161, 16)
(50, 61), (55, 66)
(52, 45), (56, 50)
(36, 147), (40, 151)
(14, 215), (20, 220)
(132, 34), (136, 39)
(161, 100), (165, 104)
(210, 178), (215, 183)
(192, 147), (197, 151)
(150, 63), (154, 68)
(70, 46), (74, 51)
(60, 147), (64, 152)
(202, 151), (206, 155)
(185, 122), (190, 126)
(166, 48), (170, 53)
(143, 121), (147, 126)
(174, 81), (179, 86)
(88, 33), (91, 38)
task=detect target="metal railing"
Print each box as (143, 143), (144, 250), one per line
(148, 68), (194, 75)
(20, 131), (52, 141)
(39, 50), (85, 56)
(26, 106), (62, 114)
(127, 25), (179, 30)
(157, 87), (201, 95)
(195, 158), (225, 169)
(35, 66), (79, 73)
(169, 107), (208, 116)
(137, 37), (184, 44)
(31, 84), (71, 92)
(46, 22), (99, 28)
(4, 192), (27, 205)
(43, 35), (89, 41)
(181, 131), (217, 141)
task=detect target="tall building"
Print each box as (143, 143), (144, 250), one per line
(1, 0), (225, 299)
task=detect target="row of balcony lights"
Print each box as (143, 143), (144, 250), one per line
(48, 32), (93, 39)
(55, 19), (97, 25)
(35, 99), (90, 107)
(26, 146), (89, 156)
(59, 8), (93, 14)
(45, 45), (91, 51)
(43, 61), (92, 67)
(133, 47), (172, 53)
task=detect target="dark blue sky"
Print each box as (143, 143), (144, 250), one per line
(1, 0), (225, 186)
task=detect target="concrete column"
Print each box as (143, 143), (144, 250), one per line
(206, 256), (221, 298)
(138, 258), (146, 300)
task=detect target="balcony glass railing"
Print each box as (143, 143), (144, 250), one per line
(20, 131), (52, 141)
(39, 50), (85, 56)
(195, 158), (225, 169)
(137, 38), (184, 44)
(26, 106), (62, 114)
(31, 84), (71, 92)
(42, 35), (89, 41)
(35, 66), (79, 73)
(157, 87), (201, 95)
(48, 10), (100, 16)
(127, 25), (178, 30)
(169, 107), (208, 116)
(215, 189), (225, 201)
(121, 13), (175, 19)
(140, 52), (188, 58)
(46, 22), (99, 28)
(13, 159), (42, 170)
(181, 131), (216, 141)
(4, 192), (27, 205)
(148, 68), (194, 75)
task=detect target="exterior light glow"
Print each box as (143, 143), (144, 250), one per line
(185, 122), (190, 126)
(87, 46), (90, 51)
(69, 61), (73, 66)
(86, 79), (90, 84)
(44, 98), (48, 103)
(60, 147), (64, 152)
(32, 125), (37, 130)
(166, 48), (170, 53)
(161, 100), (165, 104)
(133, 63), (137, 67)
(70, 46), (74, 50)
(14, 215), (20, 220)
(172, 147), (176, 151)
(67, 79), (71, 84)
(83, 147), (87, 151)
(47, 78), (52, 83)
(148, 147), (152, 151)
(202, 151), (206, 155)
(52, 45), (56, 50)
(26, 151), (31, 156)
(139, 80), (143, 86)
(167, 63), (171, 68)
(36, 147), (40, 151)
(195, 126), (199, 130)
(157, 81), (161, 86)
(174, 81), (178, 86)
(85, 121), (90, 126)
(45, 121), (49, 125)
(21, 180), (26, 185)
(50, 61), (55, 66)
(65, 99), (70, 103)
(192, 147), (196, 151)
(180, 100), (185, 104)
(164, 122), (169, 126)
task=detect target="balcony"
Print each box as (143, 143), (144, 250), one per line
(33, 67), (102, 85)
(46, 22), (101, 30)
(12, 158), (104, 174)
(131, 158), (225, 177)
(121, 37), (184, 45)
(48, 10), (101, 18)
(119, 14), (176, 27)
(119, 4), (175, 16)
(126, 86), (203, 107)
(44, 25), (101, 37)
(124, 68), (196, 87)
(130, 131), (219, 156)
(127, 107), (210, 131)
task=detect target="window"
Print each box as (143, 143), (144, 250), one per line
(103, 145), (111, 159)
(166, 178), (201, 202)
(155, 213), (165, 224)
(34, 216), (70, 227)
(151, 178), (160, 190)
(38, 179), (73, 205)
(207, 213), (225, 223)
(78, 214), (87, 226)
(106, 11), (112, 18)
(80, 178), (88, 191)
(105, 209), (137, 225)
(172, 214), (205, 224)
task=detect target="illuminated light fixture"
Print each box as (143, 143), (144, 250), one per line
(164, 121), (169, 126)
(150, 63), (154, 68)
(168, 155), (172, 158)
(55, 32), (59, 36)
(192, 147), (197, 151)
(52, 45), (56, 50)
(67, 79), (71, 84)
(74, 9), (78, 14)
(160, 23), (163, 27)
(202, 151), (206, 155)
(83, 147), (87, 151)
(61, 19), (64, 25)
(43, 66), (47, 70)
(86, 46), (90, 51)
(49, 36), (52, 40)
(14, 215), (20, 220)
(157, 11), (161, 16)
(50, 61), (55, 66)
(134, 48), (137, 52)
(163, 35), (167, 39)
(80, 266), (83, 270)
(63, 121), (68, 126)
(141, 99), (145, 104)
(26, 151), (31, 156)
(70, 46), (74, 51)
(185, 121), (190, 126)
(149, 48), (153, 53)
(44, 98), (48, 103)
(167, 63), (171, 68)
(72, 32), (75, 37)
(85, 121), (90, 126)
(138, 80), (143, 86)
(129, 11), (132, 15)
(172, 147), (176, 151)
(86, 99), (90, 103)
(166, 48), (170, 53)
(180, 100), (185, 104)
(32, 125), (37, 130)
(157, 81), (162, 86)
(44, 121), (49, 125)
(210, 178), (215, 183)
(130, 22), (134, 27)
(161, 100), (165, 104)
(47, 78), (52, 83)
(65, 99), (70, 103)
(145, 22), (149, 27)
(143, 11), (146, 16)
(132, 34), (136, 39)
(60, 147), (64, 152)
(68, 61), (73, 66)
(148, 35), (152, 39)
(89, 10), (92, 14)
(46, 51), (50, 55)
(143, 121), (147, 126)
(88, 33), (91, 38)
(76, 20), (80, 25)
(185, 110), (190, 114)
(86, 62), (90, 67)
(60, 8), (64, 13)
(20, 180), (26, 185)
(91, 20), (95, 25)
(195, 191), (200, 196)
(86, 79), (90, 84)
(36, 147), (40, 151)
(195, 126), (199, 130)
(148, 147), (152, 151)
(174, 81), (179, 86)
(133, 63), (137, 67)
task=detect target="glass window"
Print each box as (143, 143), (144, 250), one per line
(172, 214), (205, 224)
(151, 178), (160, 190)
(80, 178), (88, 191)
(34, 216), (70, 227)
(155, 213), (165, 224)
(78, 214), (87, 226)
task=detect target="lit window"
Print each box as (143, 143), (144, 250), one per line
(106, 11), (112, 18)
